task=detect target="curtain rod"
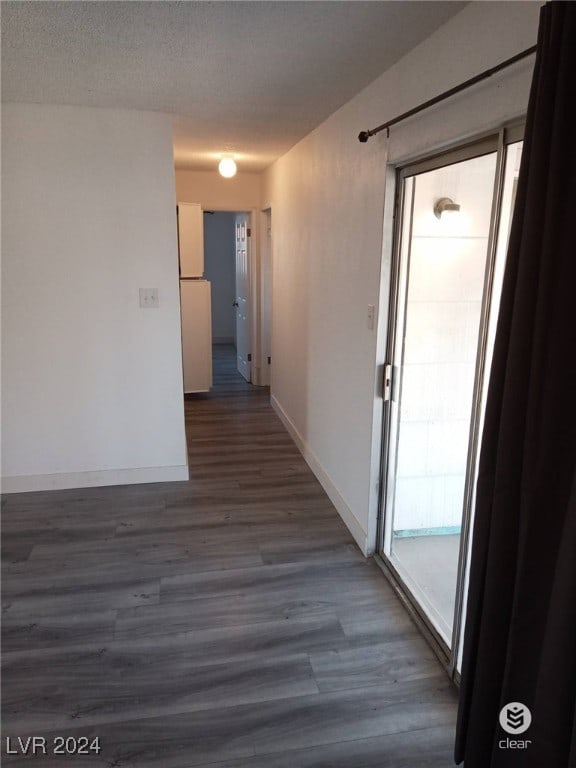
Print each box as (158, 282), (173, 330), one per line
(358, 45), (537, 143)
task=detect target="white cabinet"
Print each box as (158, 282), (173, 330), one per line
(180, 280), (212, 393)
(178, 203), (204, 277)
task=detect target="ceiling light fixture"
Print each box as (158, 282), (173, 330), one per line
(434, 197), (461, 218)
(218, 156), (237, 178)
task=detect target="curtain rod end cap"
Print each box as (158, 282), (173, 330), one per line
(358, 131), (370, 143)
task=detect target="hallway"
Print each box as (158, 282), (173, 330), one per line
(2, 346), (458, 767)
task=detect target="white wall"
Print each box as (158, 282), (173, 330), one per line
(263, 1), (540, 554)
(175, 170), (261, 211)
(1, 103), (188, 492)
(204, 212), (236, 344)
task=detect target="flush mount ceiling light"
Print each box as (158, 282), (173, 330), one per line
(434, 197), (461, 218)
(218, 156), (237, 178)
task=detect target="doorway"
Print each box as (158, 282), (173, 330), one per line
(203, 210), (259, 384)
(377, 127), (524, 677)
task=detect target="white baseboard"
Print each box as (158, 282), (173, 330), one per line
(1, 464), (190, 494)
(271, 394), (368, 556)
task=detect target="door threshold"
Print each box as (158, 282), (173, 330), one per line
(373, 553), (458, 685)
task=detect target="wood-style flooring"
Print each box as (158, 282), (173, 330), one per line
(1, 346), (458, 766)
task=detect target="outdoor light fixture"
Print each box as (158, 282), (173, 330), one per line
(434, 197), (461, 218)
(218, 156), (237, 178)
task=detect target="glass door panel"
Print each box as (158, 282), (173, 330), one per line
(456, 140), (524, 671)
(383, 151), (498, 646)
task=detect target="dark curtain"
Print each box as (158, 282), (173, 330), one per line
(455, 3), (576, 767)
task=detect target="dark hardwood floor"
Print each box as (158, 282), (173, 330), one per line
(1, 345), (458, 766)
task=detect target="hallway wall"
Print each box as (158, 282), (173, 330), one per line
(175, 170), (261, 212)
(264, 2), (540, 554)
(2, 104), (188, 491)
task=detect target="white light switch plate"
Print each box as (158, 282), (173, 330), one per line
(139, 288), (159, 308)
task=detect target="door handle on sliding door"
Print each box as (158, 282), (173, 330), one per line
(383, 363), (396, 401)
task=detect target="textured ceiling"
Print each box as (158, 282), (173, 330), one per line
(2, 1), (466, 172)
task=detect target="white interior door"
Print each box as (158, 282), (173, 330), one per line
(234, 214), (251, 382)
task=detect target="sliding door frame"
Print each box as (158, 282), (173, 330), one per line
(375, 122), (525, 682)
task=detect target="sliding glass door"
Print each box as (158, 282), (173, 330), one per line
(378, 128), (524, 675)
